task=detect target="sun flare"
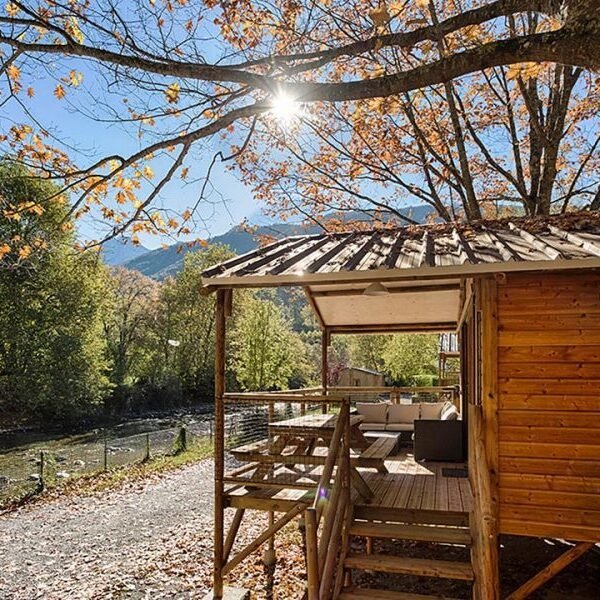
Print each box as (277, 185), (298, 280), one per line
(270, 92), (300, 123)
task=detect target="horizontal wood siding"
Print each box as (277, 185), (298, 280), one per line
(497, 271), (600, 542)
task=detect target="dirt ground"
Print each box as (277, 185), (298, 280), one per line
(0, 460), (598, 599)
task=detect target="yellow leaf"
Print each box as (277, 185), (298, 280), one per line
(18, 245), (32, 259)
(143, 165), (154, 179)
(0, 243), (11, 258)
(5, 2), (18, 17)
(7, 64), (20, 81)
(369, 5), (390, 28)
(65, 16), (84, 44)
(165, 82), (181, 104)
(54, 84), (66, 100)
(27, 86), (35, 98)
(68, 70), (83, 87)
(416, 0), (429, 8)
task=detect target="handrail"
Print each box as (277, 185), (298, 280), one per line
(224, 393), (345, 404)
(329, 385), (458, 393)
(306, 397), (352, 600)
(224, 386), (324, 397)
(312, 400), (349, 522)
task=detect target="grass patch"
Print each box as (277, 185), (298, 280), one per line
(1, 439), (213, 513)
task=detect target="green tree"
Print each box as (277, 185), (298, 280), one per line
(231, 292), (305, 391)
(382, 334), (439, 385)
(102, 267), (159, 412)
(0, 161), (110, 425)
(348, 335), (390, 373)
(152, 245), (238, 401)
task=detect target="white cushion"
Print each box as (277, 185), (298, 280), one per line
(356, 402), (388, 424)
(420, 402), (446, 420)
(359, 422), (387, 431)
(441, 403), (459, 421)
(385, 423), (414, 432)
(388, 403), (420, 424)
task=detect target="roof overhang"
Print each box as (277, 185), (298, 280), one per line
(201, 215), (600, 334)
(305, 279), (461, 333)
(202, 257), (600, 291)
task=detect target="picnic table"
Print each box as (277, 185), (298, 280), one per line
(229, 413), (398, 503)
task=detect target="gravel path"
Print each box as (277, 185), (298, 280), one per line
(0, 460), (307, 600)
(0, 461), (217, 599)
(1, 461), (598, 600)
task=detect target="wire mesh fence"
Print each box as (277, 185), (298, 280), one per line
(222, 392), (342, 485)
(0, 422), (211, 507)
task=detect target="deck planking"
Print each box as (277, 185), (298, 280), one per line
(225, 449), (472, 516)
(357, 450), (472, 515)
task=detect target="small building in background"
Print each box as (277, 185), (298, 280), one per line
(337, 366), (385, 387)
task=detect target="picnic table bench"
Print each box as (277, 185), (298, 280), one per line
(227, 413), (398, 503)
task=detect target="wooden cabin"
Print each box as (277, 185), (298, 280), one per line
(201, 213), (600, 600)
(337, 366), (386, 388)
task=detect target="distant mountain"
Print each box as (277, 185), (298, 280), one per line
(101, 237), (150, 266)
(123, 205), (435, 279)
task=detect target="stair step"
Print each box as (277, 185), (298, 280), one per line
(344, 553), (474, 581)
(350, 521), (471, 546)
(339, 589), (462, 600)
(354, 506), (469, 527)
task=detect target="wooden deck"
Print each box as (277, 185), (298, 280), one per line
(358, 450), (472, 514)
(225, 449), (472, 522)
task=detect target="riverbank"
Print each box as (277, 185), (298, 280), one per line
(0, 411), (214, 507)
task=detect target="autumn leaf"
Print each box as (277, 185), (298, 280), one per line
(415, 0), (429, 8)
(67, 70), (83, 87)
(6, 64), (20, 85)
(18, 245), (32, 260)
(65, 16), (84, 44)
(54, 84), (66, 100)
(506, 62), (542, 81)
(143, 165), (155, 179)
(165, 82), (181, 104)
(369, 5), (390, 29)
(0, 243), (11, 258)
(5, 2), (18, 17)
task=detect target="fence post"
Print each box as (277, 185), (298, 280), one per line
(38, 450), (45, 491)
(178, 426), (187, 453)
(145, 433), (151, 462)
(103, 438), (109, 471)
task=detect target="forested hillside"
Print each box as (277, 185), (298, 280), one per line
(0, 163), (438, 429)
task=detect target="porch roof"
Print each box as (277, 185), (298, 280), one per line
(201, 212), (600, 333)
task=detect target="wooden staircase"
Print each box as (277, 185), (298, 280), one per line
(338, 508), (473, 600)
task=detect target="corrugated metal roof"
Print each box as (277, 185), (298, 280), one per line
(202, 213), (600, 287)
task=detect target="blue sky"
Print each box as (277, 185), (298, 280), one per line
(2, 46), (263, 249)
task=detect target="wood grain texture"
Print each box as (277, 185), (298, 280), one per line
(497, 271), (600, 543)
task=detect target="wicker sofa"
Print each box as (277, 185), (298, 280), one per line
(356, 401), (462, 459)
(357, 400), (459, 433)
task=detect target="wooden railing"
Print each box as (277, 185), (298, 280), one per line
(305, 398), (352, 600)
(329, 385), (460, 409)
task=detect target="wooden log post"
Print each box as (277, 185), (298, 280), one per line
(470, 278), (500, 600)
(264, 402), (277, 567)
(213, 288), (229, 599)
(305, 507), (319, 600)
(321, 328), (330, 414)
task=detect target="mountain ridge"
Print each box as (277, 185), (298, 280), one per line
(121, 205), (434, 279)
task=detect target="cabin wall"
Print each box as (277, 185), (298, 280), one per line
(496, 270), (600, 542)
(337, 369), (385, 387)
